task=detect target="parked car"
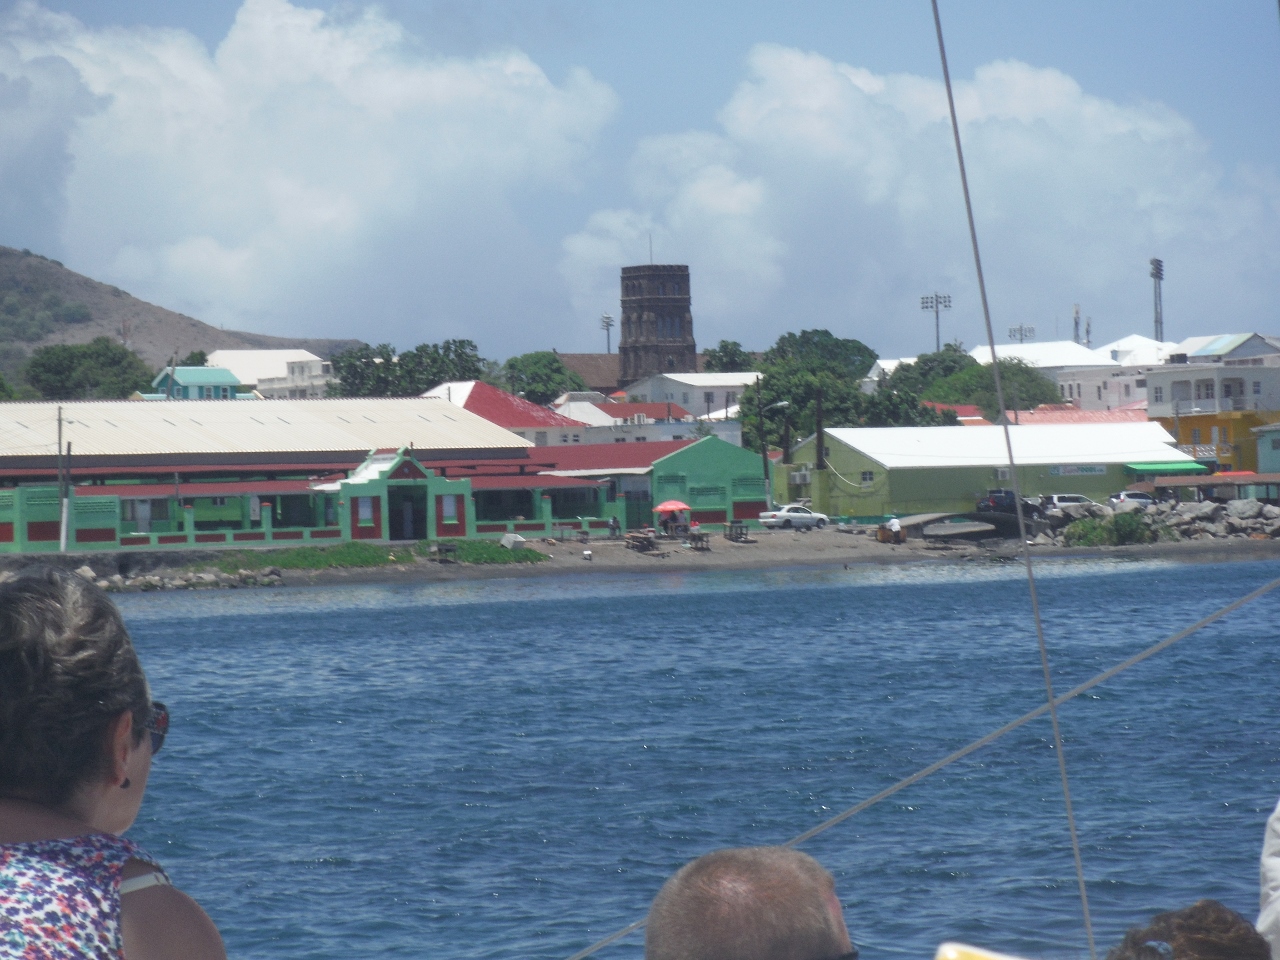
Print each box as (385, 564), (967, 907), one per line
(975, 489), (1043, 519)
(1039, 494), (1097, 509)
(759, 504), (829, 529)
(1108, 490), (1156, 508)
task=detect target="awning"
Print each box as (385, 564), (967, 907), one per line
(1125, 462), (1209, 475)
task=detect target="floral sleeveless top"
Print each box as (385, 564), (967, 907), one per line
(0, 833), (165, 959)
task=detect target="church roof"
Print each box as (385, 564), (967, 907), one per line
(556, 353), (620, 393)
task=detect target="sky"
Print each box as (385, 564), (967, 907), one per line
(1, 0), (1277, 363)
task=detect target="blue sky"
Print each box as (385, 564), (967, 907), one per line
(5, 0), (1279, 361)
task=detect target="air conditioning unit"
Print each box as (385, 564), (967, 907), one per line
(789, 470), (811, 485)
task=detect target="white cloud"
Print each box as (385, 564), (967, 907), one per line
(0, 0), (616, 347)
(562, 43), (1280, 358)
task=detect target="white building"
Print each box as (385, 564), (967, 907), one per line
(969, 340), (1116, 379)
(1145, 359), (1280, 420)
(859, 357), (917, 394)
(624, 372), (761, 420)
(206, 350), (336, 398)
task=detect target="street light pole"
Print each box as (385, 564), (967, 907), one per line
(758, 395), (790, 510)
(920, 293), (952, 352)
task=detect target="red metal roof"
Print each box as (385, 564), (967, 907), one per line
(593, 401), (692, 420)
(415, 439), (693, 474)
(460, 381), (587, 429)
(923, 401), (987, 419)
(468, 474), (602, 490)
(74, 479), (315, 498)
(1006, 405), (1147, 424)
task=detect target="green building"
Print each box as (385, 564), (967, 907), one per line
(781, 423), (1201, 519)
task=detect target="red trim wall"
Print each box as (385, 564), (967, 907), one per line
(310, 529), (341, 538)
(434, 495), (466, 539)
(0, 522), (12, 543)
(691, 509), (727, 524)
(732, 501), (767, 521)
(195, 533), (226, 543)
(273, 531), (304, 540)
(351, 496), (382, 539)
(27, 521), (59, 542)
(75, 528), (117, 544)
(234, 532), (266, 542)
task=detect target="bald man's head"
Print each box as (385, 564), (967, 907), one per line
(645, 847), (854, 960)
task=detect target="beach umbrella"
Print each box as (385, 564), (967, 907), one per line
(654, 500), (691, 512)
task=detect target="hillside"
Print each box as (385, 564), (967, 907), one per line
(0, 247), (360, 378)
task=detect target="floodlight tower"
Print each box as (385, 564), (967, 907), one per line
(601, 313), (615, 353)
(920, 293), (951, 352)
(1150, 258), (1164, 342)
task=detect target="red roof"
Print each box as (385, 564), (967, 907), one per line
(415, 439), (694, 475)
(458, 381), (587, 429)
(468, 474), (602, 490)
(923, 401), (987, 419)
(593, 401), (692, 421)
(74, 479), (314, 498)
(1006, 405), (1147, 424)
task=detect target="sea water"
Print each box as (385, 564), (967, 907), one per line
(116, 557), (1280, 960)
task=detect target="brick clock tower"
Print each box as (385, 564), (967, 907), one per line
(618, 264), (698, 384)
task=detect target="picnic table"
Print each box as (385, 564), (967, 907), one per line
(435, 542), (458, 563)
(625, 531), (657, 552)
(688, 531), (711, 551)
(724, 521), (749, 542)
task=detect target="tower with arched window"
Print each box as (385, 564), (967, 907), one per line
(618, 264), (698, 384)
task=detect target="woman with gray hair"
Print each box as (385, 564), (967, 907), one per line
(0, 565), (225, 959)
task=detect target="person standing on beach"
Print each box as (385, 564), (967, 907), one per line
(0, 566), (226, 960)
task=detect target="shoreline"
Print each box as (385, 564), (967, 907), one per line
(7, 530), (1280, 591)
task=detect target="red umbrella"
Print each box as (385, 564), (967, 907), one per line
(653, 500), (691, 512)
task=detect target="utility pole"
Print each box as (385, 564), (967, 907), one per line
(601, 313), (614, 353)
(1073, 304), (1081, 345)
(920, 293), (951, 352)
(1150, 258), (1164, 342)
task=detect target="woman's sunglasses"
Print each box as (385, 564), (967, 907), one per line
(144, 701), (169, 755)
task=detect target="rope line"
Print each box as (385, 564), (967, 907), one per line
(928, 3), (1096, 956)
(562, 573), (1280, 959)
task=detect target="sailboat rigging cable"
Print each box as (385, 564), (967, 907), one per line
(563, 6), (1280, 959)
(929, 2), (1096, 956)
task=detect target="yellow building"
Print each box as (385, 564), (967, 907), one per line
(1154, 411), (1280, 473)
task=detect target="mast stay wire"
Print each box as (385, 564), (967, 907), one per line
(563, 573), (1280, 960)
(929, 3), (1097, 958)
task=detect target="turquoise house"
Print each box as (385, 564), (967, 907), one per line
(151, 366), (243, 399)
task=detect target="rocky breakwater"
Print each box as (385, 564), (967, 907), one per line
(1033, 497), (1280, 547)
(64, 564), (285, 592)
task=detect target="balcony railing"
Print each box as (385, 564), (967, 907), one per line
(1176, 443), (1232, 460)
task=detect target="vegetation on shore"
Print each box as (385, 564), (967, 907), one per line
(1061, 512), (1167, 547)
(204, 539), (546, 573)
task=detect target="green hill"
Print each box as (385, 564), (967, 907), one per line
(0, 247), (360, 380)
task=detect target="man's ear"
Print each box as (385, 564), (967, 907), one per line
(107, 710), (135, 786)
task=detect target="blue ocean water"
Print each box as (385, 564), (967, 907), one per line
(116, 557), (1280, 960)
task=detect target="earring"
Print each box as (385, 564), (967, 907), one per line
(121, 778), (131, 790)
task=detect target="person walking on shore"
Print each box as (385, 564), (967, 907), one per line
(0, 566), (226, 960)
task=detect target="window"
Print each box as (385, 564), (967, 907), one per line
(704, 391), (715, 406)
(615, 437), (627, 443)
(1123, 383), (1130, 398)
(1272, 438), (1280, 451)
(357, 497), (374, 524)
(210, 497), (227, 507)
(1210, 426), (1219, 443)
(1096, 386), (1102, 400)
(1223, 382), (1233, 398)
(1191, 428), (1201, 444)
(1135, 379), (1146, 388)
(682, 392), (689, 405)
(572, 434), (580, 443)
(442, 495), (458, 522)
(1255, 381), (1263, 396)
(860, 471), (874, 483)
(636, 436), (648, 442)
(995, 467), (1010, 480)
(560, 434), (569, 444)
(535, 432), (548, 446)
(726, 392), (737, 406)
(1152, 386), (1164, 403)
(121, 501), (136, 521)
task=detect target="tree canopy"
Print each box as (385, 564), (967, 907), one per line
(882, 343), (977, 395)
(0, 370), (14, 401)
(502, 352), (586, 406)
(328, 339), (487, 397)
(740, 329), (951, 452)
(179, 350), (208, 366)
(702, 340), (753, 373)
(24, 338), (153, 400)
(922, 358), (1060, 420)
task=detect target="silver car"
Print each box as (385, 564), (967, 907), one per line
(759, 504), (829, 529)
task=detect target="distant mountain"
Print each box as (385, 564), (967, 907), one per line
(0, 246), (360, 378)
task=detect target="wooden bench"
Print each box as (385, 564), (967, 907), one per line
(688, 532), (711, 551)
(435, 542), (458, 563)
(724, 521), (749, 542)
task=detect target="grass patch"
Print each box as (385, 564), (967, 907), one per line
(208, 541), (397, 573)
(414, 539), (547, 564)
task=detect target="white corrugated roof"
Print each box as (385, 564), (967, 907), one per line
(421, 381), (477, 407)
(969, 340), (1115, 369)
(1090, 335), (1177, 367)
(206, 350), (321, 386)
(825, 423), (1189, 469)
(0, 398), (529, 458)
(650, 372), (761, 387)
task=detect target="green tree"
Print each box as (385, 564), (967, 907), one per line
(702, 340), (753, 373)
(762, 329), (878, 381)
(922, 358), (1060, 420)
(24, 337), (153, 400)
(180, 350), (208, 366)
(883, 342), (976, 395)
(502, 351), (586, 405)
(328, 339), (488, 397)
(0, 370), (14, 401)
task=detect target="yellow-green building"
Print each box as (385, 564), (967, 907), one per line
(781, 423), (1202, 519)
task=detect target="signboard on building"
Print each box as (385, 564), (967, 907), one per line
(1049, 465), (1106, 476)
